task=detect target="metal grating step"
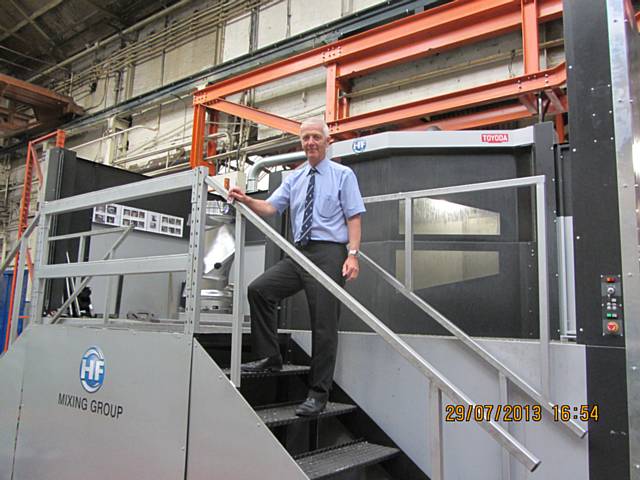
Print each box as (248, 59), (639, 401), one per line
(257, 402), (357, 428)
(296, 441), (400, 480)
(222, 364), (310, 379)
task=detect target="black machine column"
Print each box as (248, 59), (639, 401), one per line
(564, 1), (640, 478)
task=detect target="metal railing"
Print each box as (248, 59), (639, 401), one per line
(7, 169), (209, 349)
(360, 176), (587, 439)
(205, 175), (542, 474)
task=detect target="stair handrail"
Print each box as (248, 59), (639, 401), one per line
(205, 175), (541, 473)
(360, 176), (587, 438)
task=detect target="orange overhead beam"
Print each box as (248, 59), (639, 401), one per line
(329, 63), (566, 135)
(521, 0), (541, 74)
(210, 100), (301, 136)
(404, 92), (567, 131)
(189, 104), (208, 171)
(337, 0), (560, 78)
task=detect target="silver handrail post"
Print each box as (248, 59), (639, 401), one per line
(498, 372), (511, 480)
(230, 207), (246, 388)
(77, 235), (87, 302)
(184, 167), (208, 337)
(31, 213), (50, 325)
(404, 197), (413, 290)
(103, 274), (116, 323)
(536, 181), (551, 400)
(428, 382), (444, 480)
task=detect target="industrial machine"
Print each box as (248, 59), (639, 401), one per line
(1, 1), (638, 479)
(0, 124), (590, 480)
(199, 200), (235, 314)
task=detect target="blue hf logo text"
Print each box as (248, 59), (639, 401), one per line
(352, 139), (366, 153)
(79, 346), (105, 393)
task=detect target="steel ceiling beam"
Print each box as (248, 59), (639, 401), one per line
(0, 56), (37, 72)
(79, 0), (124, 25)
(0, 23), (32, 45)
(1, 0), (64, 46)
(0, 45), (56, 66)
(0, 105), (32, 122)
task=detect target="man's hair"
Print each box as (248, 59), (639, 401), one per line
(300, 117), (330, 138)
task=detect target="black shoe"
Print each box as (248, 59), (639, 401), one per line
(295, 396), (327, 417)
(240, 355), (283, 373)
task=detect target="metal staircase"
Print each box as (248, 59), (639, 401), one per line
(203, 332), (404, 479)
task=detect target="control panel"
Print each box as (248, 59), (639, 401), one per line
(601, 274), (623, 336)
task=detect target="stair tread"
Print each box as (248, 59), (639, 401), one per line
(257, 401), (357, 427)
(222, 363), (310, 378)
(296, 441), (400, 480)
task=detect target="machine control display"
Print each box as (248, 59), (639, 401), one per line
(601, 274), (623, 336)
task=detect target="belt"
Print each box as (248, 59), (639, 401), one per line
(294, 240), (345, 248)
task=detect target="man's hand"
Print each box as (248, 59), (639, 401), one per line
(227, 186), (277, 217)
(342, 255), (359, 281)
(228, 186), (251, 205)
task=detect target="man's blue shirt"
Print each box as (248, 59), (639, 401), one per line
(267, 157), (366, 244)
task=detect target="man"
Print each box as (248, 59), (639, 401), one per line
(228, 117), (365, 416)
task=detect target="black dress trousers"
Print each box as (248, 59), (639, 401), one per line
(247, 241), (347, 399)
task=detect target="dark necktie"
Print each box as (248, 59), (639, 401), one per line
(298, 167), (317, 246)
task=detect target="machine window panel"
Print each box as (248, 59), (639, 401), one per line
(399, 198), (501, 236)
(396, 250), (500, 290)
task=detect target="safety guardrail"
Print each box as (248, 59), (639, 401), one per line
(360, 176), (586, 439)
(1, 168), (209, 348)
(205, 175), (542, 474)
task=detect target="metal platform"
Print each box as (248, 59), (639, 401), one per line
(295, 441), (400, 479)
(256, 401), (357, 428)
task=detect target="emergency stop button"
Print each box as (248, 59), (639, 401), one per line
(607, 321), (620, 334)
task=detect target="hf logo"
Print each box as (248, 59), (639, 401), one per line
(352, 139), (366, 154)
(79, 346), (105, 393)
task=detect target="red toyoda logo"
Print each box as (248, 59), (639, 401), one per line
(481, 133), (510, 143)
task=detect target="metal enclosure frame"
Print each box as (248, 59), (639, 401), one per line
(563, 0), (640, 478)
(605, 0), (640, 475)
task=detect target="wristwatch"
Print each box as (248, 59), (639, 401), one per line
(348, 249), (359, 257)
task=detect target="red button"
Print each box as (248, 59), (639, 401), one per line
(607, 321), (620, 333)
(606, 277), (617, 283)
